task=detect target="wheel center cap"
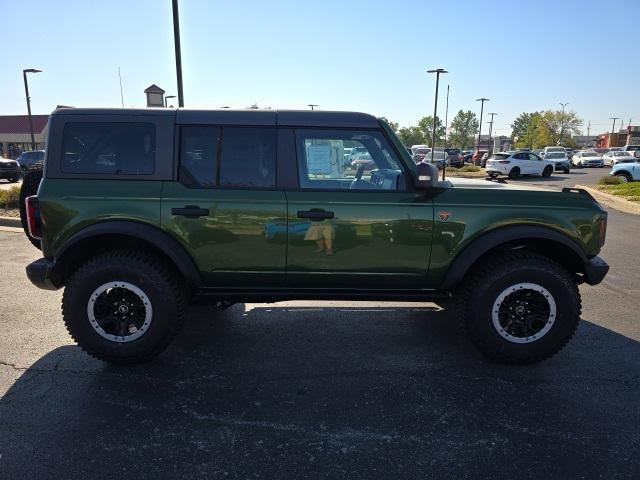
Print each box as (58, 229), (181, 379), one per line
(515, 305), (525, 315)
(118, 304), (130, 314)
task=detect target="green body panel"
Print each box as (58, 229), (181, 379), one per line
(160, 182), (287, 287)
(427, 183), (604, 288)
(38, 179), (163, 258)
(285, 191), (434, 289)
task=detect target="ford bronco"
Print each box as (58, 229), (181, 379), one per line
(23, 108), (609, 365)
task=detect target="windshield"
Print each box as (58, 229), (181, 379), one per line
(546, 152), (566, 159)
(412, 147), (430, 155)
(545, 147), (565, 153)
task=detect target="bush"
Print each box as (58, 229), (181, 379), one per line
(598, 176), (624, 185)
(0, 186), (20, 209)
(459, 165), (482, 173)
(445, 166), (460, 173)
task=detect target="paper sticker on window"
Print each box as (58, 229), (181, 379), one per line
(307, 145), (333, 174)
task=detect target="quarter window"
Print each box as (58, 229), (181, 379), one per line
(61, 122), (155, 174)
(295, 129), (404, 190)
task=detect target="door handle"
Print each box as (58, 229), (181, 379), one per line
(297, 210), (334, 220)
(171, 205), (209, 218)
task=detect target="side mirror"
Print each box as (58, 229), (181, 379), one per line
(414, 161), (439, 189)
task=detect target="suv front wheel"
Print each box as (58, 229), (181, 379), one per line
(62, 250), (186, 364)
(457, 252), (581, 364)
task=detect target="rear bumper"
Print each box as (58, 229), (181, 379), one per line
(582, 256), (609, 286)
(26, 258), (61, 291)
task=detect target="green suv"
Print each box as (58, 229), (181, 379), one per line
(24, 108), (609, 365)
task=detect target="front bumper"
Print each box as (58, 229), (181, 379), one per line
(553, 161), (570, 171)
(26, 258), (62, 291)
(582, 256), (609, 286)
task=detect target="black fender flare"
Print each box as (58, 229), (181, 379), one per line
(55, 220), (202, 287)
(440, 225), (588, 290)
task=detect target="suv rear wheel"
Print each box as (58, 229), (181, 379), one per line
(508, 167), (520, 179)
(457, 252), (581, 364)
(62, 250), (186, 364)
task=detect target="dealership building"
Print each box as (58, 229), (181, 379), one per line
(0, 115), (48, 158)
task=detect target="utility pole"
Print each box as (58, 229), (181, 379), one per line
(487, 113), (497, 155)
(476, 98), (489, 163)
(610, 117), (620, 148)
(559, 102), (569, 145)
(172, 0), (185, 107)
(587, 120), (591, 148)
(442, 84), (450, 181)
(427, 68), (447, 165)
(308, 104), (318, 110)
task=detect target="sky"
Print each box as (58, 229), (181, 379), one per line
(1, 0), (639, 137)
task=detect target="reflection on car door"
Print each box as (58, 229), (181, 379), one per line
(285, 128), (434, 289)
(528, 153), (543, 174)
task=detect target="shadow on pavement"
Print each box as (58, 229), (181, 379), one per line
(1, 304), (639, 479)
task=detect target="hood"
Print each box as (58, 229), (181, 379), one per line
(447, 177), (554, 192)
(0, 159), (18, 164)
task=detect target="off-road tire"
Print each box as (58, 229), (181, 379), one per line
(456, 251), (581, 364)
(19, 169), (43, 249)
(62, 250), (187, 364)
(508, 167), (520, 179)
(542, 166), (553, 177)
(564, 168), (570, 174)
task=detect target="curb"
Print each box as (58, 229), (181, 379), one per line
(0, 216), (21, 228)
(575, 184), (640, 216)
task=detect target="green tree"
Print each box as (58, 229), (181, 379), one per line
(511, 112), (542, 149)
(396, 126), (426, 147)
(448, 110), (479, 149)
(379, 117), (399, 132)
(417, 116), (446, 147)
(536, 110), (583, 147)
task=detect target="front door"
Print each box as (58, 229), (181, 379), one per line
(285, 128), (433, 290)
(161, 126), (287, 287)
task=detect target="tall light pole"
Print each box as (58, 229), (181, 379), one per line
(609, 116), (620, 147)
(165, 95), (176, 107)
(23, 68), (42, 151)
(427, 68), (447, 165)
(172, 0), (184, 107)
(487, 113), (497, 155)
(308, 104), (318, 110)
(442, 84), (450, 181)
(559, 102), (569, 145)
(475, 98), (489, 163)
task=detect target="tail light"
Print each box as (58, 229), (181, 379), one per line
(26, 195), (41, 239)
(598, 213), (607, 247)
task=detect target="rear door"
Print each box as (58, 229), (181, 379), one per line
(161, 125), (287, 287)
(284, 128), (433, 290)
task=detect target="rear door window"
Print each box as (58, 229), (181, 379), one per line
(61, 122), (155, 174)
(179, 126), (219, 187)
(219, 128), (277, 188)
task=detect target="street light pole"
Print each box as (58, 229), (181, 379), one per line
(442, 84), (450, 181)
(22, 68), (42, 151)
(172, 0), (184, 107)
(427, 68), (447, 166)
(559, 102), (568, 145)
(487, 113), (497, 155)
(308, 104), (318, 110)
(475, 98), (489, 164)
(165, 95), (176, 107)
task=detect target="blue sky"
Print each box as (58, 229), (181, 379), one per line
(1, 0), (638, 136)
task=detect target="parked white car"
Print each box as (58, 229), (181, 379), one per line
(542, 146), (566, 158)
(572, 151), (604, 167)
(602, 151), (636, 166)
(485, 151), (554, 179)
(410, 145), (431, 163)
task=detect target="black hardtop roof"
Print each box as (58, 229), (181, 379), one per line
(51, 108), (380, 128)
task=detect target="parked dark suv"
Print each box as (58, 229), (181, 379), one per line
(23, 108), (609, 365)
(0, 157), (20, 182)
(16, 150), (45, 175)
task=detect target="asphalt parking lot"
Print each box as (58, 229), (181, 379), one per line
(1, 174), (639, 479)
